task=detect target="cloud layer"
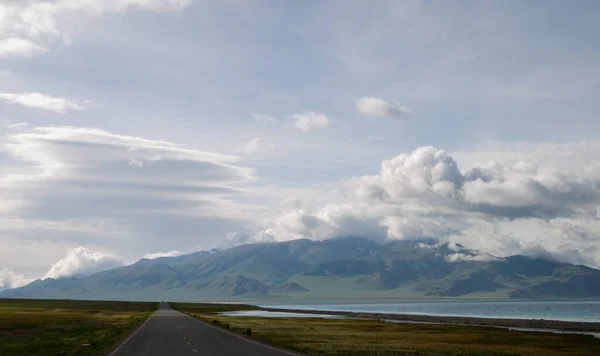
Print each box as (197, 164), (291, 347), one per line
(0, 0), (192, 57)
(0, 125), (256, 281)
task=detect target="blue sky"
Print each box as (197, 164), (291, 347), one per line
(1, 1), (599, 288)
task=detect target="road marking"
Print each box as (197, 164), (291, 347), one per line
(183, 335), (187, 340)
(192, 349), (199, 353)
(187, 341), (192, 346)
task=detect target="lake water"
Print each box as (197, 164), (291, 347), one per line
(221, 310), (346, 319)
(260, 300), (600, 322)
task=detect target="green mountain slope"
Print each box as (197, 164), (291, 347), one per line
(2, 237), (599, 301)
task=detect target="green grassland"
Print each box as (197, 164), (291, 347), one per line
(0, 298), (157, 356)
(174, 304), (600, 356)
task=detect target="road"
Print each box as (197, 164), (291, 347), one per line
(109, 302), (298, 356)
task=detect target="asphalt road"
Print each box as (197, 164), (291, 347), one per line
(109, 302), (297, 356)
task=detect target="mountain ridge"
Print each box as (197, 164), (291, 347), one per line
(2, 237), (599, 301)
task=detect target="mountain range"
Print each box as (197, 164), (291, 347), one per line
(2, 237), (599, 301)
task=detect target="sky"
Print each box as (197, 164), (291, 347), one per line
(1, 0), (600, 289)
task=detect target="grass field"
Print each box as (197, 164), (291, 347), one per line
(0, 298), (157, 356)
(174, 304), (600, 356)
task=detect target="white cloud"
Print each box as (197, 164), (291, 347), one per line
(243, 137), (274, 155)
(356, 97), (413, 118)
(128, 158), (145, 168)
(291, 112), (330, 132)
(143, 250), (184, 259)
(0, 268), (32, 290)
(262, 204), (388, 242)
(0, 92), (87, 113)
(44, 247), (123, 279)
(445, 252), (501, 262)
(0, 38), (47, 57)
(256, 142), (600, 267)
(0, 0), (192, 58)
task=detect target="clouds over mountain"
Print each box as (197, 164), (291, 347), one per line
(258, 144), (600, 267)
(0, 268), (32, 291)
(2, 125), (599, 278)
(44, 247), (123, 279)
(143, 251), (184, 259)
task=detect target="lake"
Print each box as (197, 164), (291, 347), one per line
(260, 300), (600, 322)
(221, 310), (347, 319)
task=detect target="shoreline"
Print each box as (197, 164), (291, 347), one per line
(261, 306), (600, 333)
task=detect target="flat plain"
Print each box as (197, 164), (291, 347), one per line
(173, 303), (600, 356)
(0, 298), (157, 356)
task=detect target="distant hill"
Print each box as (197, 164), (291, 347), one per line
(2, 237), (599, 301)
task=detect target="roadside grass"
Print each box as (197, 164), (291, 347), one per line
(0, 299), (157, 356)
(175, 305), (600, 356)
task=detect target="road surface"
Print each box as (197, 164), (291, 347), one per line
(109, 302), (297, 356)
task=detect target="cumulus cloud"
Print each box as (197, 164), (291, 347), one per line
(143, 250), (184, 259)
(243, 137), (274, 155)
(43, 247), (123, 279)
(0, 0), (192, 58)
(356, 97), (413, 118)
(262, 204), (388, 242)
(353, 146), (599, 220)
(291, 112), (330, 132)
(0, 268), (32, 290)
(0, 92), (88, 113)
(256, 143), (600, 267)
